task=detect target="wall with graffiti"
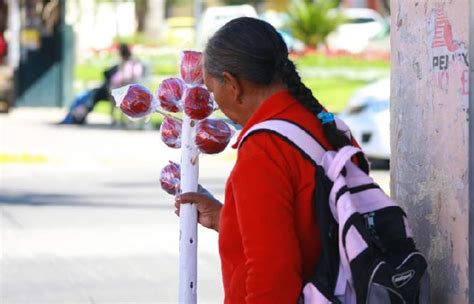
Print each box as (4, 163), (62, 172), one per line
(429, 7), (469, 100)
(391, 1), (468, 303)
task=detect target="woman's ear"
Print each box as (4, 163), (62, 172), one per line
(222, 72), (243, 104)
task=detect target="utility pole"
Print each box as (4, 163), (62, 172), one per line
(469, 0), (474, 300)
(392, 1), (469, 302)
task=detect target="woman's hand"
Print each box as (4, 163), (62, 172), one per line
(175, 191), (223, 232)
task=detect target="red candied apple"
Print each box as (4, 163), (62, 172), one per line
(160, 161), (181, 195)
(195, 119), (233, 154)
(160, 116), (182, 149)
(156, 77), (185, 113)
(184, 87), (214, 120)
(118, 84), (154, 118)
(180, 51), (204, 86)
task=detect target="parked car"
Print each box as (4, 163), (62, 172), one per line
(196, 5), (258, 49)
(327, 8), (388, 53)
(338, 78), (390, 160)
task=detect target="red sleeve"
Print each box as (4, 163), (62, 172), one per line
(232, 133), (302, 303)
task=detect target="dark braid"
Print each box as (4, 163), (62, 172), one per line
(205, 17), (352, 150)
(280, 59), (352, 149)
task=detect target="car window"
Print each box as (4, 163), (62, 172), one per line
(348, 17), (376, 24)
(367, 100), (390, 112)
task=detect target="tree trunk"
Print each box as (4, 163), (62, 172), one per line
(135, 0), (148, 33)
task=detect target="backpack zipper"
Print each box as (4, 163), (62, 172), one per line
(365, 213), (375, 229)
(364, 212), (387, 253)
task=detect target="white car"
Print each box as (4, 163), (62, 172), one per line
(327, 8), (388, 53)
(196, 5), (258, 49)
(338, 78), (390, 160)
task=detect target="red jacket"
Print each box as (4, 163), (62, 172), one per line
(219, 90), (335, 303)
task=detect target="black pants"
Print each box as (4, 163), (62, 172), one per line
(91, 83), (111, 108)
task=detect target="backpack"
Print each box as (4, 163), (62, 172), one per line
(240, 119), (430, 304)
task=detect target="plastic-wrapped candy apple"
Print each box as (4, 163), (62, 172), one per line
(160, 116), (182, 149)
(160, 161), (181, 195)
(180, 51), (203, 86)
(112, 84), (157, 118)
(195, 119), (233, 154)
(156, 77), (185, 113)
(184, 86), (214, 120)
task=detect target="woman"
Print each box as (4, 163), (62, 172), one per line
(110, 43), (145, 125)
(175, 17), (362, 303)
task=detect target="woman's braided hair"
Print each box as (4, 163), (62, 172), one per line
(204, 17), (352, 150)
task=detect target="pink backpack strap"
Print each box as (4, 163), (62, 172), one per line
(326, 146), (362, 182)
(239, 119), (327, 166)
(334, 117), (352, 138)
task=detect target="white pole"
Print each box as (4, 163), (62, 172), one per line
(8, 0), (21, 69)
(179, 113), (199, 303)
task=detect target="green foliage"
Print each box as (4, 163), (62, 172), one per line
(287, 0), (343, 48)
(75, 51), (388, 83)
(165, 0), (190, 5)
(76, 46), (384, 116)
(221, 0), (261, 5)
(303, 77), (369, 112)
(152, 58), (179, 75)
(75, 64), (107, 82)
(113, 33), (159, 47)
(294, 53), (390, 69)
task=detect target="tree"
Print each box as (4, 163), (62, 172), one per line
(287, 0), (343, 48)
(93, 0), (148, 33)
(135, 0), (148, 33)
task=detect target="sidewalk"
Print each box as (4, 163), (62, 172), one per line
(1, 108), (229, 303)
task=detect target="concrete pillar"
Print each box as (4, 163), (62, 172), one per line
(391, 1), (469, 303)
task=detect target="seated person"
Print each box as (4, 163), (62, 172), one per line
(61, 43), (145, 125)
(110, 43), (145, 125)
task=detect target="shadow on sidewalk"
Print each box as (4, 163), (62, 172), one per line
(51, 122), (157, 132)
(0, 192), (172, 209)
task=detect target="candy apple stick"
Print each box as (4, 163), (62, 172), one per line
(177, 50), (204, 304)
(179, 113), (199, 303)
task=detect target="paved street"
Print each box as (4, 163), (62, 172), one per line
(0, 109), (389, 304)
